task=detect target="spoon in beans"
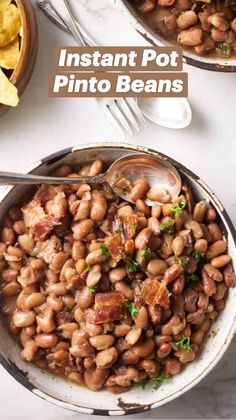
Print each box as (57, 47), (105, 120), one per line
(0, 154), (181, 206)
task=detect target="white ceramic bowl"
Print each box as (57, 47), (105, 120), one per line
(118, 0), (236, 72)
(0, 142), (236, 416)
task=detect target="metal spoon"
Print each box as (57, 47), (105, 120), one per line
(0, 154), (181, 206)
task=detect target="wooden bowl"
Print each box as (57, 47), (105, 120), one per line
(0, 0), (38, 117)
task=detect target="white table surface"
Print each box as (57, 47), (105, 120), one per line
(1, 2), (236, 419)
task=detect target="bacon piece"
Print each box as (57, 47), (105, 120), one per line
(95, 291), (125, 308)
(36, 235), (61, 264)
(141, 278), (170, 308)
(113, 214), (138, 242)
(85, 306), (126, 324)
(85, 292), (126, 324)
(106, 234), (125, 261)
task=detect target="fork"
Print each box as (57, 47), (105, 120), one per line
(37, 0), (147, 137)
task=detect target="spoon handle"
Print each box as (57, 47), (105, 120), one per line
(0, 171), (105, 186)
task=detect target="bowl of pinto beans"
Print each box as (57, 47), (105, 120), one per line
(119, 0), (236, 72)
(0, 142), (236, 416)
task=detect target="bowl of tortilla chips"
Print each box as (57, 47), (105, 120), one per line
(0, 0), (38, 117)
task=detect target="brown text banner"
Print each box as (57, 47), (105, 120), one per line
(49, 72), (188, 98)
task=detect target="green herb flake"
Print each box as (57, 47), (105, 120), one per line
(159, 218), (175, 234)
(63, 304), (73, 313)
(116, 226), (124, 233)
(156, 249), (162, 256)
(124, 300), (139, 319)
(186, 273), (200, 285)
(100, 243), (109, 257)
(170, 199), (188, 217)
(88, 286), (96, 294)
(141, 248), (152, 257)
(217, 42), (230, 57)
(128, 258), (140, 273)
(132, 223), (138, 230)
(192, 250), (205, 261)
(86, 264), (92, 271)
(176, 335), (192, 352)
(174, 256), (187, 267)
(137, 373), (170, 390)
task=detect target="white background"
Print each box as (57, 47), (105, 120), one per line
(0, 2), (236, 419)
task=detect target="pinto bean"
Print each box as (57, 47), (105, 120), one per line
(151, 204), (162, 219)
(172, 275), (185, 295)
(136, 199), (150, 217)
(147, 259), (168, 276)
(135, 306), (148, 329)
(36, 308), (55, 333)
(208, 13), (230, 31)
(164, 358), (181, 375)
(18, 234), (35, 254)
(90, 191), (107, 222)
(72, 219), (94, 240)
(193, 201), (208, 222)
(84, 368), (109, 391)
(133, 338), (154, 357)
(24, 293), (46, 309)
(109, 267), (126, 283)
(211, 255), (231, 268)
(86, 249), (109, 266)
(194, 239), (208, 254)
(115, 281), (134, 300)
(35, 334), (58, 348)
(89, 335), (115, 350)
(96, 347), (118, 369)
(164, 263), (183, 284)
(147, 188), (170, 204)
(203, 264), (223, 282)
(202, 270), (216, 296)
(135, 228), (152, 250)
(172, 236), (184, 257)
(178, 28), (203, 46)
(130, 178), (150, 202)
(177, 11), (198, 30)
(77, 286), (94, 309)
(161, 315), (185, 336)
(175, 348), (195, 363)
(86, 265), (102, 287)
(223, 263), (236, 287)
(206, 240), (227, 260)
(114, 324), (131, 337)
(183, 288), (198, 313)
(13, 311), (36, 327)
(158, 0), (175, 6)
(185, 219), (203, 239)
(20, 340), (38, 361)
(194, 36), (215, 55)
(156, 343), (171, 359)
(72, 241), (86, 261)
(213, 283), (227, 301)
(208, 223), (222, 242)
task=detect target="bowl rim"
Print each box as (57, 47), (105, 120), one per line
(117, 0), (236, 73)
(0, 142), (236, 416)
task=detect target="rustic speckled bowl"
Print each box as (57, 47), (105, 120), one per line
(118, 0), (236, 72)
(0, 143), (236, 416)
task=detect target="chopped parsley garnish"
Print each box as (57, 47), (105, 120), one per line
(141, 248), (152, 257)
(186, 273), (200, 285)
(100, 243), (109, 257)
(63, 304), (73, 313)
(156, 249), (162, 256)
(88, 286), (96, 294)
(174, 256), (187, 267)
(137, 373), (170, 390)
(116, 225), (124, 233)
(217, 42), (230, 57)
(160, 218), (175, 234)
(127, 258), (140, 273)
(170, 199), (187, 217)
(176, 335), (192, 352)
(86, 264), (92, 271)
(124, 300), (139, 319)
(192, 250), (205, 261)
(132, 223), (138, 230)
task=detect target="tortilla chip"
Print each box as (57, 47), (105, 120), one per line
(0, 67), (19, 106)
(0, 4), (21, 48)
(0, 1), (12, 8)
(0, 35), (19, 69)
